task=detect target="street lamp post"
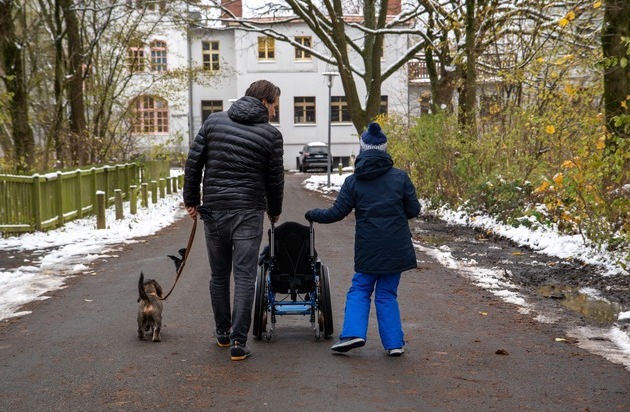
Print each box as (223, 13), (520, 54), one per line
(322, 71), (338, 187)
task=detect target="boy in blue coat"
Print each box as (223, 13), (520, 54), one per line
(305, 122), (420, 356)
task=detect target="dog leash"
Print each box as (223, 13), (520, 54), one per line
(161, 216), (197, 300)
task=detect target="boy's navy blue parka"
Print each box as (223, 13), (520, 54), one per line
(306, 150), (420, 274)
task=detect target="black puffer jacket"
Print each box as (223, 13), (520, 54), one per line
(183, 96), (284, 216)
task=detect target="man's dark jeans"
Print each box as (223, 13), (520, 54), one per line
(202, 209), (264, 344)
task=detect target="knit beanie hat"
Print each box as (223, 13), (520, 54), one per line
(360, 122), (388, 152)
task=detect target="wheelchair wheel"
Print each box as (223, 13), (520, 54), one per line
(318, 265), (334, 338)
(253, 267), (267, 339)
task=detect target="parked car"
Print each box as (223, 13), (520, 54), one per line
(298, 142), (331, 172)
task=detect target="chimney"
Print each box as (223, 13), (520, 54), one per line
(221, 0), (242, 19)
(387, 0), (401, 15)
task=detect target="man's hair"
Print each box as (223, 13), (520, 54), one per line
(245, 80), (281, 103)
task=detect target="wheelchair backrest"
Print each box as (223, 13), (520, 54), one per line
(269, 221), (316, 295)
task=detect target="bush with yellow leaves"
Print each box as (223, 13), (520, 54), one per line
(383, 49), (629, 269)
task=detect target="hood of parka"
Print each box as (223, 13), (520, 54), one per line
(227, 96), (269, 124)
(353, 150), (394, 181)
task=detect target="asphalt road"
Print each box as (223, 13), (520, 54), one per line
(0, 173), (628, 412)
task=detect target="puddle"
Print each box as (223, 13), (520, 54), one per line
(538, 285), (624, 324)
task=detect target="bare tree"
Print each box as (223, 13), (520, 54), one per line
(0, 0), (36, 172)
(79, 1), (210, 163)
(416, 1), (564, 121)
(35, 0), (67, 167)
(205, 0), (427, 133)
(60, 0), (88, 165)
(0, 0), (210, 171)
(204, 1), (577, 134)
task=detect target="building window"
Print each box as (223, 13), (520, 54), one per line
(127, 0), (166, 12)
(202, 41), (220, 71)
(150, 40), (167, 73)
(132, 96), (169, 134)
(331, 96), (351, 123)
(294, 36), (312, 60)
(258, 37), (275, 61)
(127, 45), (145, 73)
(201, 100), (223, 122)
(380, 96), (388, 115)
(294, 97), (316, 124)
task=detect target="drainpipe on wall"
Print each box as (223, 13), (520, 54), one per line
(187, 6), (195, 147)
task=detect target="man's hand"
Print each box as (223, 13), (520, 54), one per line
(268, 214), (279, 224)
(185, 205), (198, 219)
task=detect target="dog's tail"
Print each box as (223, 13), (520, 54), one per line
(138, 272), (150, 302)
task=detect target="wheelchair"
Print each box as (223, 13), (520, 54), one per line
(253, 221), (333, 340)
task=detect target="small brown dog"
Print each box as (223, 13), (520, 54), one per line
(137, 272), (163, 342)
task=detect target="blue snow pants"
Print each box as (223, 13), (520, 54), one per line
(339, 271), (404, 350)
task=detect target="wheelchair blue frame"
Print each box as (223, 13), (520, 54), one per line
(253, 221), (333, 340)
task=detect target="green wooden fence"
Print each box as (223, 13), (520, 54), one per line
(0, 161), (173, 234)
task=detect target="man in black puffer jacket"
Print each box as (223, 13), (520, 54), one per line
(183, 80), (284, 361)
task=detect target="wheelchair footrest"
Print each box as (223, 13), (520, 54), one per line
(273, 303), (313, 315)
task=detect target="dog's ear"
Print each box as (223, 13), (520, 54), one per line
(138, 272), (149, 302)
(153, 281), (164, 298)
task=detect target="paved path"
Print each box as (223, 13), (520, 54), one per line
(0, 173), (628, 411)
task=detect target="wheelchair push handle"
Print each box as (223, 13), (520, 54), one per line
(309, 221), (314, 257)
(270, 222), (275, 258)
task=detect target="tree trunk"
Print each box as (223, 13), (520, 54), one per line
(425, 49), (440, 114)
(602, 0), (630, 147)
(430, 58), (459, 113)
(282, 0), (411, 135)
(334, 0), (387, 133)
(0, 0), (35, 173)
(60, 0), (88, 166)
(460, 0), (478, 135)
(53, 0), (66, 167)
(362, 0), (387, 127)
(330, 0), (366, 133)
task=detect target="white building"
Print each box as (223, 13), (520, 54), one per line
(134, 0), (410, 170)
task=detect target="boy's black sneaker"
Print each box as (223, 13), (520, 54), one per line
(230, 341), (251, 361)
(216, 330), (230, 348)
(331, 337), (366, 353)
